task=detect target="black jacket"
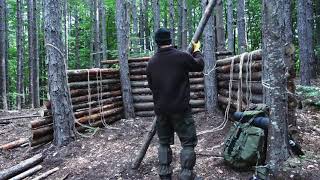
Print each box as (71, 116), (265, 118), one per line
(146, 46), (204, 115)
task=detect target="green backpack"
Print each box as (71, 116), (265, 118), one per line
(223, 112), (266, 170)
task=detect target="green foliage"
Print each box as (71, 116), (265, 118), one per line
(296, 85), (320, 108)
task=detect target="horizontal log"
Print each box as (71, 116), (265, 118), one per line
(31, 134), (53, 147)
(190, 92), (205, 99)
(189, 78), (204, 84)
(70, 84), (121, 97)
(130, 68), (147, 75)
(32, 125), (53, 139)
(76, 107), (123, 124)
(30, 117), (53, 129)
(132, 88), (152, 95)
(76, 114), (123, 132)
(189, 72), (203, 78)
(72, 96), (123, 111)
(218, 89), (263, 104)
(216, 49), (262, 66)
(0, 153), (44, 179)
(72, 90), (122, 105)
(69, 79), (120, 89)
(10, 165), (42, 180)
(192, 108), (205, 113)
(215, 51), (233, 56)
(31, 167), (60, 180)
(101, 57), (150, 65)
(190, 84), (205, 91)
(217, 72), (262, 81)
(218, 81), (263, 94)
(68, 73), (120, 83)
(129, 62), (148, 68)
(190, 99), (205, 107)
(0, 138), (29, 150)
(131, 81), (149, 88)
(216, 61), (262, 73)
(130, 75), (147, 81)
(218, 95), (246, 111)
(133, 95), (153, 102)
(74, 102), (123, 118)
(67, 68), (119, 77)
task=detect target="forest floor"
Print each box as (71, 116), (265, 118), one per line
(1, 85), (320, 179)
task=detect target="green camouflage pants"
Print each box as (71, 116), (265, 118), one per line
(156, 112), (197, 180)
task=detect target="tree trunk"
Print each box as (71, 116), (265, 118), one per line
(237, 0), (247, 53)
(144, 0), (150, 50)
(226, 0), (234, 53)
(306, 0), (315, 77)
(169, 0), (175, 46)
(16, 0), (24, 110)
(64, 0), (68, 63)
(44, 0), (75, 146)
(116, 0), (135, 119)
(316, 0), (320, 75)
(139, 0), (145, 51)
(202, 0), (217, 113)
(94, 0), (101, 67)
(298, 0), (312, 85)
(152, 0), (160, 51)
(28, 0), (40, 108)
(75, 10), (80, 69)
(215, 0), (226, 51)
(262, 0), (290, 177)
(177, 0), (183, 49)
(100, 1), (107, 61)
(181, 0), (188, 50)
(0, 0), (8, 110)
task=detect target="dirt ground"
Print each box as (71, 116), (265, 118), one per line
(1, 105), (320, 179)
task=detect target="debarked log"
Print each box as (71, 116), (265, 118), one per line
(133, 95), (153, 102)
(189, 72), (203, 78)
(189, 78), (204, 84)
(129, 62), (148, 68)
(131, 81), (149, 88)
(216, 49), (262, 66)
(130, 75), (147, 81)
(70, 84), (121, 97)
(218, 81), (263, 94)
(0, 153), (44, 180)
(217, 72), (262, 81)
(9, 165), (42, 180)
(31, 167), (60, 180)
(74, 102), (123, 118)
(0, 138), (29, 150)
(76, 107), (123, 124)
(130, 68), (147, 75)
(218, 89), (263, 104)
(216, 61), (262, 73)
(76, 114), (123, 132)
(30, 118), (53, 129)
(68, 73), (120, 83)
(71, 90), (122, 104)
(132, 88), (152, 95)
(68, 79), (120, 89)
(72, 96), (123, 111)
(67, 68), (119, 77)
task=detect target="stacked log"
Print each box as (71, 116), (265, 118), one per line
(30, 68), (124, 146)
(216, 50), (263, 112)
(103, 57), (205, 117)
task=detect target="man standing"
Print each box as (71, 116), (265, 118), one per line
(146, 28), (204, 180)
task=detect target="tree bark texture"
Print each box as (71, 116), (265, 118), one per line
(226, 0), (234, 53)
(152, 0), (160, 51)
(297, 0), (313, 85)
(139, 0), (145, 51)
(237, 0), (247, 54)
(44, 0), (75, 146)
(202, 0), (217, 113)
(75, 10), (80, 69)
(0, 0), (8, 110)
(169, 0), (175, 46)
(28, 0), (40, 108)
(100, 1), (107, 61)
(177, 0), (183, 49)
(144, 0), (150, 50)
(116, 0), (135, 119)
(262, 0), (290, 176)
(16, 0), (25, 110)
(181, 0), (188, 50)
(94, 0), (101, 67)
(316, 0), (320, 74)
(215, 0), (226, 51)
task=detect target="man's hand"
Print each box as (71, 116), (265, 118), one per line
(192, 41), (201, 53)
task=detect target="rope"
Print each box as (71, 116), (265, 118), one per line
(45, 43), (99, 138)
(236, 53), (246, 111)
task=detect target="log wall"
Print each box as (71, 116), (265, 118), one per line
(102, 57), (205, 117)
(216, 49), (263, 112)
(30, 68), (124, 146)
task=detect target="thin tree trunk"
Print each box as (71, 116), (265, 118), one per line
(144, 0), (150, 50)
(33, 0), (40, 107)
(202, 0), (217, 113)
(306, 0), (315, 77)
(44, 0), (75, 146)
(169, 0), (175, 46)
(315, 0), (320, 74)
(227, 0), (234, 53)
(177, 0), (183, 49)
(64, 0), (68, 63)
(139, 0), (145, 51)
(94, 0), (101, 67)
(216, 0), (226, 51)
(115, 0), (135, 119)
(188, 2), (193, 43)
(16, 0), (24, 110)
(237, 0), (247, 53)
(0, 0), (8, 110)
(262, 0), (290, 177)
(181, 0), (188, 50)
(298, 0), (312, 85)
(100, 0), (107, 61)
(75, 10), (80, 69)
(152, 0), (160, 51)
